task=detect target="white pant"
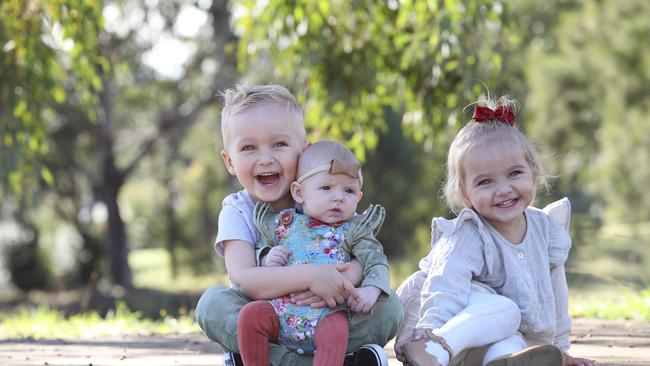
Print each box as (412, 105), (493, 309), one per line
(396, 273), (523, 366)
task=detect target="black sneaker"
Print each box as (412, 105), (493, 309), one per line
(344, 344), (388, 366)
(223, 352), (244, 366)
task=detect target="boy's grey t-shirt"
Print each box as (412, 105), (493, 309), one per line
(214, 190), (261, 256)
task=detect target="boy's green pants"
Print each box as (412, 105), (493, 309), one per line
(195, 285), (404, 365)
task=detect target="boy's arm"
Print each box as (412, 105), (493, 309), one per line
(223, 239), (357, 305)
(339, 259), (363, 286)
(291, 258), (363, 307)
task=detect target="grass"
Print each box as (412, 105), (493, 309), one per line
(0, 301), (199, 339)
(565, 219), (650, 321)
(570, 289), (650, 320)
(129, 248), (228, 292)
(0, 248), (220, 339)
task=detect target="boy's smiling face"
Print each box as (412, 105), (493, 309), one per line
(221, 103), (306, 209)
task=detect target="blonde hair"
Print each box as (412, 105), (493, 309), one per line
(220, 84), (305, 149)
(443, 95), (549, 214)
(298, 140), (362, 186)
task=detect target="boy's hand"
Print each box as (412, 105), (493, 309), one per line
(564, 354), (597, 366)
(290, 290), (320, 306)
(307, 263), (359, 307)
(261, 246), (290, 267)
(339, 259), (363, 286)
(347, 285), (381, 313)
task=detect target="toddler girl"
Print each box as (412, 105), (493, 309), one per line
(396, 95), (596, 366)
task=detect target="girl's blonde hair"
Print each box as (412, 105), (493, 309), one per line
(220, 84), (305, 149)
(443, 95), (549, 214)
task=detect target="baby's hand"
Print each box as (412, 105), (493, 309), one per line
(347, 286), (381, 313)
(564, 354), (597, 366)
(261, 246), (290, 267)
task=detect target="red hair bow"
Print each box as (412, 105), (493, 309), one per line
(472, 105), (516, 126)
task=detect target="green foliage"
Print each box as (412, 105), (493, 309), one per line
(235, 0), (509, 160)
(234, 0), (516, 256)
(0, 302), (198, 339)
(0, 0), (105, 200)
(4, 234), (51, 291)
(361, 110), (447, 257)
(526, 0), (650, 223)
(2, 0), (648, 294)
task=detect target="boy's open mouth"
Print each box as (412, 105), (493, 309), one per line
(256, 172), (280, 185)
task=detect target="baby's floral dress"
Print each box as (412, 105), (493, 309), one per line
(267, 209), (351, 353)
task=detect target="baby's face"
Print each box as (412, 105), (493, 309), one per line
(295, 171), (362, 224)
(221, 103), (305, 209)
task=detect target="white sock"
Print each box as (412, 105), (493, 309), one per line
(425, 340), (450, 366)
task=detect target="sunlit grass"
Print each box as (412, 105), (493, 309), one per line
(570, 288), (650, 320)
(129, 247), (228, 292)
(0, 302), (200, 339)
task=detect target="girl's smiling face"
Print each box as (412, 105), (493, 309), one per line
(461, 139), (536, 240)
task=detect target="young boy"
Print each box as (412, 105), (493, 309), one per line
(194, 84), (403, 366)
(238, 140), (392, 366)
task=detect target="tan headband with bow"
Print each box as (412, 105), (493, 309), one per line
(297, 159), (363, 187)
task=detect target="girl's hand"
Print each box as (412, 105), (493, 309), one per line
(411, 328), (430, 341)
(261, 246), (290, 267)
(564, 354), (597, 366)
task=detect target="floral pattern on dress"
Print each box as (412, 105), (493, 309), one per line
(267, 209), (351, 353)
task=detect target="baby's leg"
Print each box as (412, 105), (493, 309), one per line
(195, 285), (314, 365)
(237, 300), (280, 366)
(428, 290), (521, 366)
(313, 311), (349, 366)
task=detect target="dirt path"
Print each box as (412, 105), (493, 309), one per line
(1, 318), (648, 366)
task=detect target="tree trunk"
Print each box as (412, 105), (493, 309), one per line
(98, 76), (133, 289)
(104, 178), (132, 289)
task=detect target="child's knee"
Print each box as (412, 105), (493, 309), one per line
(493, 296), (521, 329)
(349, 290), (403, 346)
(196, 285), (235, 320)
(375, 291), (404, 326)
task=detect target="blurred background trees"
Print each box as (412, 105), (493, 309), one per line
(1, 0), (648, 307)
